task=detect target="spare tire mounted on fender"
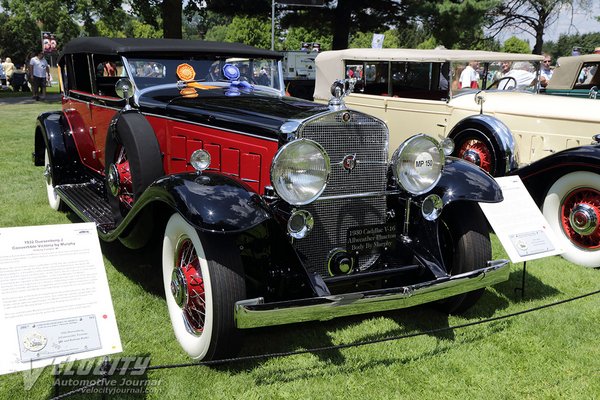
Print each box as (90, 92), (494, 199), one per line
(105, 112), (164, 221)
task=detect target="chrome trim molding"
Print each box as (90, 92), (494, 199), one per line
(234, 259), (510, 329)
(317, 190), (401, 201)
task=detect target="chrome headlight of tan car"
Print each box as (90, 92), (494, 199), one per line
(391, 134), (444, 195)
(270, 139), (330, 205)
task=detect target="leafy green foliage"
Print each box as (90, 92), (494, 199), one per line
(282, 26), (332, 52)
(349, 30), (400, 49)
(402, 0), (500, 49)
(501, 36), (532, 53)
(222, 16), (272, 49)
(545, 32), (600, 58)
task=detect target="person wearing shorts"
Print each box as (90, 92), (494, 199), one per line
(29, 51), (49, 100)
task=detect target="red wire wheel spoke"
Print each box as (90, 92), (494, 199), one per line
(177, 238), (206, 334)
(458, 139), (492, 173)
(560, 188), (600, 249)
(114, 145), (134, 206)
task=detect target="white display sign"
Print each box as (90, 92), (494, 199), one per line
(372, 34), (384, 49)
(479, 176), (564, 263)
(0, 223), (122, 375)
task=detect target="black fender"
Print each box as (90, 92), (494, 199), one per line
(105, 171), (318, 301)
(448, 114), (518, 176)
(511, 144), (600, 207)
(34, 111), (85, 185)
(102, 171), (273, 243)
(431, 157), (503, 206)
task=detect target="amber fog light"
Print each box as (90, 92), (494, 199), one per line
(287, 209), (314, 239)
(421, 194), (443, 221)
(190, 149), (211, 171)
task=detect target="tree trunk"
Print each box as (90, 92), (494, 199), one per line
(162, 0), (183, 39)
(331, 0), (353, 50)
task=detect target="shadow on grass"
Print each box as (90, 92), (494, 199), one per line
(64, 211), (164, 297)
(59, 211), (563, 381)
(220, 264), (561, 379)
(99, 235), (164, 298)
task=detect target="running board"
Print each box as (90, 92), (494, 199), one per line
(55, 183), (117, 233)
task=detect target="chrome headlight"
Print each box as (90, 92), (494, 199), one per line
(391, 134), (444, 195)
(270, 139), (330, 205)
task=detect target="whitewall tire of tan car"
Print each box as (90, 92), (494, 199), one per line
(543, 171), (600, 268)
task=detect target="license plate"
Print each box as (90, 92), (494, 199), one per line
(346, 223), (396, 254)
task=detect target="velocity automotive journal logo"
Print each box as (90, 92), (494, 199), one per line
(23, 356), (159, 395)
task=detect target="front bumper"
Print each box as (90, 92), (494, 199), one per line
(235, 259), (510, 329)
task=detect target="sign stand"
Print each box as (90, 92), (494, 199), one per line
(514, 261), (527, 298)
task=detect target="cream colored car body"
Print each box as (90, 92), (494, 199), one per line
(313, 48), (599, 166)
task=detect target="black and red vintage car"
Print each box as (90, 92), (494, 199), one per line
(33, 37), (509, 361)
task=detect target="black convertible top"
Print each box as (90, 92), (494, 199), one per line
(60, 37), (282, 59)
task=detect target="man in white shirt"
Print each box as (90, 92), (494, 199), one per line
(29, 51), (50, 100)
(459, 61), (480, 89)
(540, 53), (553, 88)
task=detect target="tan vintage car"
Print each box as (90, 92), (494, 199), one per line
(544, 54), (600, 99)
(314, 48), (600, 268)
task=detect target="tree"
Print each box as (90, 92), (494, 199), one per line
(222, 16), (272, 49)
(546, 31), (600, 58)
(348, 30), (400, 49)
(501, 35), (532, 53)
(0, 0), (80, 64)
(403, 0), (500, 49)
(205, 0), (406, 50)
(487, 0), (592, 54)
(282, 26), (332, 51)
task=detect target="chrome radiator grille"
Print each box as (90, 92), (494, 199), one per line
(293, 110), (389, 277)
(299, 111), (388, 197)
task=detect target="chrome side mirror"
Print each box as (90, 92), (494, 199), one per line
(115, 78), (134, 100)
(115, 78), (134, 111)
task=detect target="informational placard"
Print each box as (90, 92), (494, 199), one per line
(0, 223), (122, 375)
(479, 176), (564, 263)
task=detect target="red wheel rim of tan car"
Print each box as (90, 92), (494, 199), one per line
(458, 139), (492, 173)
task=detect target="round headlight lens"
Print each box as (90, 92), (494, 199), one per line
(271, 139), (330, 205)
(392, 135), (444, 195)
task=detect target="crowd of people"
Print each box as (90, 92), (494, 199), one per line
(457, 52), (555, 91)
(0, 51), (52, 99)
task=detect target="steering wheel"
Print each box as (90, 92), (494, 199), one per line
(487, 76), (517, 90)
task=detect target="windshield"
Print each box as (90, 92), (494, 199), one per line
(124, 56), (282, 91)
(451, 60), (539, 93)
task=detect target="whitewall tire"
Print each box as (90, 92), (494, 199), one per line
(44, 149), (62, 211)
(543, 171), (600, 268)
(162, 213), (244, 360)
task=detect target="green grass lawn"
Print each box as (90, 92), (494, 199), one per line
(0, 102), (599, 399)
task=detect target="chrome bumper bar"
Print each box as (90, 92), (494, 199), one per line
(235, 259), (510, 329)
